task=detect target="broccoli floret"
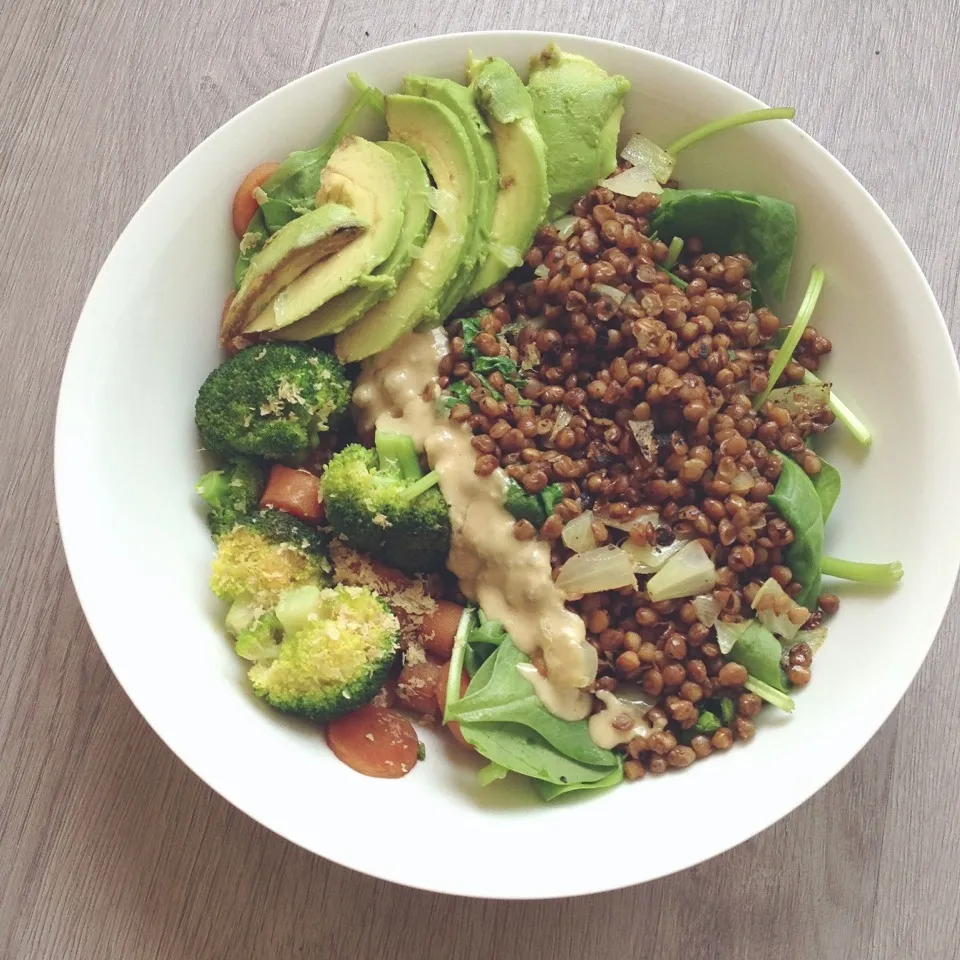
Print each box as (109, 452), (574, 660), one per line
(197, 457), (265, 536)
(234, 611), (283, 661)
(322, 430), (451, 575)
(195, 343), (351, 462)
(210, 509), (330, 607)
(244, 584), (399, 720)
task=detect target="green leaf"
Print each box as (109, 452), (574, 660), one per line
(809, 456), (841, 521)
(443, 380), (473, 409)
(472, 354), (518, 378)
(768, 452), (824, 607)
(534, 760), (624, 801)
(448, 641), (618, 769)
(477, 761), (508, 786)
(725, 620), (789, 692)
(460, 314), (482, 345)
(719, 696), (735, 726)
(649, 188), (797, 302)
(503, 478), (547, 527)
(540, 483), (564, 516)
(693, 709), (721, 735)
(744, 675), (795, 712)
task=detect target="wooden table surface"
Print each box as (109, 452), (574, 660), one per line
(3, 1), (960, 957)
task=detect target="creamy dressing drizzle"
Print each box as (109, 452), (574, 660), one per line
(588, 691), (653, 750)
(353, 330), (597, 726)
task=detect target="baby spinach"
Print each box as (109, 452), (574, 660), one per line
(463, 614), (508, 676)
(725, 620), (789, 692)
(534, 761), (623, 801)
(446, 638), (618, 787)
(810, 456), (841, 521)
(718, 696), (735, 726)
(694, 709), (722, 735)
(443, 380), (473, 409)
(504, 478), (547, 527)
(234, 78), (384, 287)
(768, 452), (824, 607)
(649, 188), (797, 302)
(541, 483), (564, 515)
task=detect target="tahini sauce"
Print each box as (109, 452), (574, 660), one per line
(353, 330), (597, 723)
(588, 691), (653, 750)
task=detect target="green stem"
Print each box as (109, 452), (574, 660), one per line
(477, 762), (508, 786)
(821, 556), (903, 585)
(444, 607), (476, 723)
(802, 370), (872, 447)
(744, 675), (795, 713)
(375, 430), (422, 480)
(753, 265), (825, 411)
(346, 72), (386, 117)
(664, 236), (684, 269)
(398, 470), (440, 502)
(665, 107), (796, 156)
(666, 271), (688, 290)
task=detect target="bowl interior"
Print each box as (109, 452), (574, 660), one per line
(55, 32), (960, 898)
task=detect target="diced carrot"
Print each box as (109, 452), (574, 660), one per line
(260, 464), (324, 524)
(231, 161), (280, 238)
(326, 706), (419, 778)
(437, 663), (472, 749)
(395, 662), (444, 717)
(419, 600), (464, 662)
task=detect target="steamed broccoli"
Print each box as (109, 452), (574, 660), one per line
(322, 430), (451, 575)
(239, 584), (399, 720)
(196, 457), (265, 536)
(210, 509), (330, 608)
(195, 343), (351, 462)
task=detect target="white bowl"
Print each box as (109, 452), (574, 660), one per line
(55, 31), (960, 899)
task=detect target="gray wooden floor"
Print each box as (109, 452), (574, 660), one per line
(2, 1), (959, 957)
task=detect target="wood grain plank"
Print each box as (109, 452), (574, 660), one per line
(0, 0), (957, 957)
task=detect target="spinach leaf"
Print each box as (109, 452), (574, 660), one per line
(768, 452), (824, 607)
(694, 709), (721, 735)
(463, 616), (508, 677)
(541, 483), (564, 516)
(649, 188), (797, 303)
(233, 80), (383, 287)
(472, 354), (518, 378)
(460, 314), (482, 344)
(504, 478), (547, 527)
(443, 380), (473, 409)
(718, 696), (735, 726)
(725, 620), (789, 692)
(449, 640), (617, 769)
(534, 761), (624, 801)
(810, 456), (841, 521)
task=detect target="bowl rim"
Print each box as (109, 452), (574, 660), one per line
(54, 29), (960, 899)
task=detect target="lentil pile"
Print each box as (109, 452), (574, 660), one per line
(439, 185), (841, 778)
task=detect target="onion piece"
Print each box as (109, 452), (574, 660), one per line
(534, 264), (550, 279)
(627, 419), (657, 461)
(520, 343), (541, 371)
(645, 541), (717, 602)
(427, 186), (457, 220)
(692, 593), (722, 628)
(620, 133), (675, 184)
(562, 510), (597, 553)
(590, 283), (627, 306)
(716, 620), (749, 656)
(621, 535), (685, 575)
(768, 382), (831, 417)
(797, 626), (827, 657)
(549, 407), (573, 442)
(555, 545), (637, 597)
(751, 578), (807, 641)
(597, 508), (658, 534)
(551, 215), (579, 240)
(599, 164), (663, 197)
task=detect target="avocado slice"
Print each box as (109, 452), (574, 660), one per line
(244, 137), (406, 333)
(335, 94), (480, 363)
(402, 75), (497, 314)
(274, 142), (432, 341)
(527, 44), (630, 220)
(220, 203), (365, 345)
(465, 55), (550, 297)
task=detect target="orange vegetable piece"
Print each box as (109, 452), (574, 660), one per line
(231, 161), (280, 238)
(419, 600), (464, 662)
(326, 706), (419, 778)
(260, 464), (323, 524)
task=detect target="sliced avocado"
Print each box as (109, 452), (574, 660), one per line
(244, 137), (406, 334)
(274, 142), (432, 341)
(527, 43), (630, 220)
(465, 55), (550, 297)
(220, 203), (365, 345)
(335, 94), (479, 363)
(402, 75), (497, 314)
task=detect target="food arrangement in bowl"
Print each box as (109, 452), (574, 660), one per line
(193, 42), (903, 800)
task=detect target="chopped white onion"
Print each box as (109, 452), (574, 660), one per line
(751, 578), (806, 641)
(427, 187), (457, 221)
(534, 264), (550, 279)
(645, 541), (717, 602)
(552, 215), (579, 240)
(716, 620), (750, 655)
(599, 164), (663, 197)
(590, 283), (627, 306)
(692, 593), (722, 628)
(555, 545), (637, 598)
(768, 382), (831, 417)
(620, 133), (675, 184)
(798, 626), (827, 657)
(490, 242), (523, 268)
(561, 510), (598, 553)
(627, 419), (657, 461)
(549, 407), (573, 442)
(597, 507), (658, 534)
(520, 342), (540, 371)
(621, 535), (685, 575)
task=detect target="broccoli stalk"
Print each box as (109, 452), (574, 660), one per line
(820, 556), (903, 586)
(322, 431), (451, 575)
